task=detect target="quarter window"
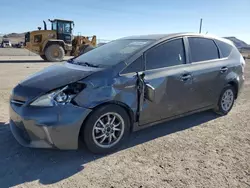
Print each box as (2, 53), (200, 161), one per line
(215, 40), (233, 58)
(188, 37), (219, 62)
(122, 56), (144, 74)
(146, 38), (185, 70)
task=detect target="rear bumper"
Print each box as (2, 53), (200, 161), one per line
(9, 102), (92, 150)
(237, 75), (245, 97)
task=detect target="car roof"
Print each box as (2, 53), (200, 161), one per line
(120, 33), (233, 45)
(120, 33), (188, 40)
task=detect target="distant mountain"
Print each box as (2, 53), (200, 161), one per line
(3, 33), (25, 38)
(224, 37), (250, 49)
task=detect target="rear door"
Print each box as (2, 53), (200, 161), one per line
(184, 37), (227, 109)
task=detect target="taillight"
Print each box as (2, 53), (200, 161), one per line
(240, 55), (245, 74)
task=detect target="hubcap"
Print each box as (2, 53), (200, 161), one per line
(92, 112), (125, 148)
(221, 89), (234, 111)
(53, 49), (59, 57)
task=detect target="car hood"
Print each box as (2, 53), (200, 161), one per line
(12, 62), (103, 102)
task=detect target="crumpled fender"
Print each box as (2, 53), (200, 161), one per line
(73, 74), (139, 116)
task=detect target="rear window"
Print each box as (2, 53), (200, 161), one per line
(188, 37), (219, 62)
(215, 40), (233, 58)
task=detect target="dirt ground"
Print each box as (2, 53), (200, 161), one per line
(0, 55), (249, 188)
(0, 48), (37, 56)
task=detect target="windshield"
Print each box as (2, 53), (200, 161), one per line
(57, 22), (71, 34)
(71, 39), (154, 67)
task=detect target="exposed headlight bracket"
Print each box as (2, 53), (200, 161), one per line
(30, 83), (85, 107)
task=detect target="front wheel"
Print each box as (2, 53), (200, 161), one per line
(45, 44), (65, 62)
(214, 85), (236, 115)
(40, 55), (48, 61)
(82, 104), (130, 154)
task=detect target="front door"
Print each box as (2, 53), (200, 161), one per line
(138, 38), (197, 125)
(57, 21), (72, 44)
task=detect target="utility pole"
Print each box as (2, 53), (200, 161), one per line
(199, 18), (203, 33)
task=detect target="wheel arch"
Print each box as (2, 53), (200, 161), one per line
(78, 101), (135, 142)
(227, 80), (239, 99)
(42, 40), (65, 53)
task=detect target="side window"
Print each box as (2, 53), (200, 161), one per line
(215, 40), (233, 58)
(188, 37), (219, 62)
(122, 56), (144, 74)
(146, 38), (185, 70)
(52, 22), (57, 30)
(34, 35), (42, 43)
(64, 23), (71, 34)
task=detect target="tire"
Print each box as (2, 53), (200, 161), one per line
(82, 104), (130, 154)
(45, 44), (65, 62)
(214, 85), (236, 115)
(40, 55), (48, 61)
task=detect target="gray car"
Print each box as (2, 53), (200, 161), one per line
(10, 33), (245, 154)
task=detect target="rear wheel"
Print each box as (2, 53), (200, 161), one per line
(214, 85), (236, 115)
(82, 104), (130, 154)
(40, 55), (48, 61)
(45, 44), (65, 62)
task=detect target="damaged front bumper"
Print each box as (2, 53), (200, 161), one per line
(9, 102), (92, 150)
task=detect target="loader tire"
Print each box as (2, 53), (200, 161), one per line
(40, 55), (48, 61)
(45, 44), (65, 62)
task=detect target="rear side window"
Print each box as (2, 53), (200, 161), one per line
(122, 56), (144, 74)
(188, 37), (219, 62)
(215, 40), (233, 58)
(146, 38), (185, 70)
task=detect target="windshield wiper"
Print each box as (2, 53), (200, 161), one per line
(67, 59), (99, 67)
(79, 62), (99, 68)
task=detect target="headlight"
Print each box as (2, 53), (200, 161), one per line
(30, 83), (85, 107)
(30, 92), (56, 107)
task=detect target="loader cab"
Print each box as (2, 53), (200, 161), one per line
(50, 19), (74, 44)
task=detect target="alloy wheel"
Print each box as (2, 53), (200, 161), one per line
(92, 112), (125, 148)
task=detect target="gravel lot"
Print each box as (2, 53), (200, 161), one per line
(0, 55), (249, 188)
(0, 48), (37, 56)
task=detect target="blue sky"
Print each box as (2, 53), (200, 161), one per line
(0, 0), (249, 43)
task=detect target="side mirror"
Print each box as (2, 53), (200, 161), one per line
(136, 72), (155, 102)
(145, 84), (155, 102)
(243, 56), (246, 60)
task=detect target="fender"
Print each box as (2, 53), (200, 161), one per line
(73, 75), (139, 122)
(73, 72), (156, 131)
(42, 39), (66, 52)
(225, 71), (240, 98)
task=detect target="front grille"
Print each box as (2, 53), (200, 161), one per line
(13, 121), (30, 143)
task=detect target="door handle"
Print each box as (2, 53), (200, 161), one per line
(220, 67), (228, 73)
(181, 74), (192, 81)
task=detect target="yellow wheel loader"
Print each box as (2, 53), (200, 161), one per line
(24, 19), (96, 62)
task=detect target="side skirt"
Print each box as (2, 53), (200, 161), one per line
(132, 105), (215, 132)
